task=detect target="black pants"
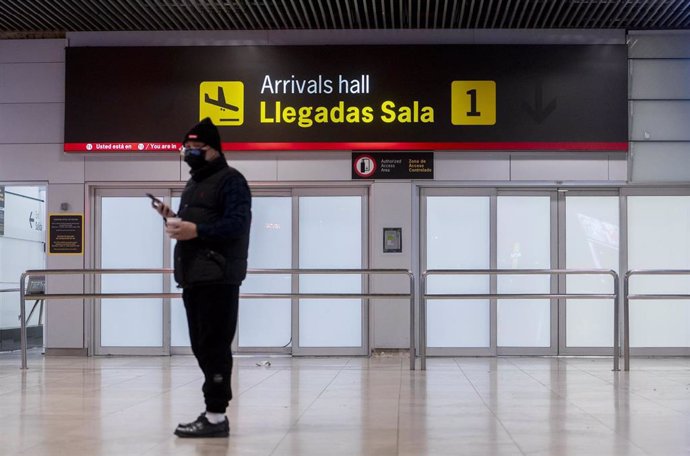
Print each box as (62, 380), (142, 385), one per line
(182, 283), (239, 413)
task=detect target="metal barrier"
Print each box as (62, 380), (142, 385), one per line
(623, 269), (690, 372)
(421, 269), (621, 371)
(1, 287), (43, 326)
(18, 268), (415, 370)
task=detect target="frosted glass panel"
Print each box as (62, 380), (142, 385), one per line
(101, 197), (163, 347)
(566, 197), (619, 347)
(299, 196), (361, 348)
(239, 197), (292, 347)
(426, 196), (490, 348)
(628, 196), (690, 347)
(497, 196), (550, 347)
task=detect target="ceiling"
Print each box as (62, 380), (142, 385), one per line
(1, 0), (690, 35)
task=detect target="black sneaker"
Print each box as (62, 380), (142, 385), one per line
(174, 415), (229, 438)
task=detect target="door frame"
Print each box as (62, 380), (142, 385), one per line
(421, 187), (562, 356)
(557, 188), (621, 356)
(620, 186), (690, 356)
(231, 188), (293, 355)
(92, 187), (173, 356)
(291, 186), (370, 356)
(495, 189), (559, 356)
(89, 183), (371, 356)
(420, 187), (496, 356)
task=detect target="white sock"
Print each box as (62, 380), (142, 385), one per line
(205, 411), (225, 424)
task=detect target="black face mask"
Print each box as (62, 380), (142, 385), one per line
(183, 147), (207, 170)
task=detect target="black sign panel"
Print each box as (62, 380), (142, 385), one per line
(65, 45), (627, 152)
(353, 152), (433, 179)
(48, 214), (83, 255)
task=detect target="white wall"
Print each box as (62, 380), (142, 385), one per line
(0, 29), (661, 352)
(629, 31), (690, 182)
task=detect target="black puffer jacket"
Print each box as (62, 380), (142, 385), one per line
(173, 158), (251, 288)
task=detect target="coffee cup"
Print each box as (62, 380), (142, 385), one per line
(166, 217), (181, 227)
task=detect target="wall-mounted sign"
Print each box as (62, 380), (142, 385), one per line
(0, 186), (4, 236)
(383, 228), (403, 253)
(65, 45), (627, 153)
(48, 214), (83, 255)
(352, 152), (433, 179)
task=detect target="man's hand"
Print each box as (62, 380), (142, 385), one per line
(165, 219), (198, 240)
(155, 203), (176, 218)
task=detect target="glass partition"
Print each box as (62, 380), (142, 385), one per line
(99, 196), (164, 350)
(565, 196), (619, 348)
(298, 196), (363, 350)
(238, 196), (292, 348)
(628, 196), (690, 347)
(425, 196), (490, 348)
(497, 196), (552, 348)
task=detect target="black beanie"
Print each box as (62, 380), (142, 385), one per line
(183, 117), (222, 152)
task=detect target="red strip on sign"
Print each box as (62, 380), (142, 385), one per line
(63, 143), (180, 152)
(64, 142), (628, 152)
(219, 142), (629, 151)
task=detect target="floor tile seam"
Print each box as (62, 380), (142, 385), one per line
(266, 361), (353, 456)
(505, 358), (653, 455)
(2, 408), (170, 453)
(616, 389), (690, 417)
(564, 360), (690, 417)
(15, 432), (167, 456)
(235, 368), (289, 398)
(453, 357), (528, 456)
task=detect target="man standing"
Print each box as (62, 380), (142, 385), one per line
(157, 117), (251, 438)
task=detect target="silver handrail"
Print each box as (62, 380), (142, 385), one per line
(0, 288), (20, 293)
(623, 269), (690, 372)
(18, 268), (415, 370)
(421, 269), (620, 371)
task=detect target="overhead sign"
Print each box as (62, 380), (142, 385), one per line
(48, 214), (84, 255)
(352, 152), (433, 179)
(64, 45), (627, 152)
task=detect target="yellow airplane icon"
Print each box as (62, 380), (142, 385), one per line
(200, 81), (244, 126)
(205, 86), (239, 112)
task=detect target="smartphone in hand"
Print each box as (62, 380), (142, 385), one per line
(146, 193), (176, 218)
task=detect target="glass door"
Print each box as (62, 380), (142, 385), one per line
(423, 187), (625, 357)
(496, 192), (557, 355)
(559, 191), (620, 355)
(624, 189), (690, 355)
(94, 186), (369, 356)
(94, 188), (171, 355)
(170, 191), (295, 355)
(235, 192), (292, 353)
(294, 188), (368, 356)
(423, 189), (493, 356)
(234, 188), (368, 355)
(422, 188), (558, 356)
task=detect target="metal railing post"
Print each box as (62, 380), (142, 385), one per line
(409, 272), (415, 370)
(421, 272), (427, 371)
(19, 272), (27, 370)
(612, 270), (620, 372)
(623, 272), (631, 372)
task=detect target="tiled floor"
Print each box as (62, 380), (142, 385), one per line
(1, 351), (689, 455)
